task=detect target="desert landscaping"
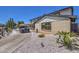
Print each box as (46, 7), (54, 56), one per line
(0, 30), (79, 53)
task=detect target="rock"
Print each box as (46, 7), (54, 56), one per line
(41, 42), (45, 47)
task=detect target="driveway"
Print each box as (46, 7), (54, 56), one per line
(0, 30), (31, 53)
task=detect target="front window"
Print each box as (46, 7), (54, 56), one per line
(41, 22), (51, 31)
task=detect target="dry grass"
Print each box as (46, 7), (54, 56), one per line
(38, 33), (45, 38)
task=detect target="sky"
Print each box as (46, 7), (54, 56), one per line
(0, 6), (78, 24)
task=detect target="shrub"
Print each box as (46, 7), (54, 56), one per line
(69, 32), (76, 37)
(57, 31), (73, 49)
(63, 33), (72, 49)
(7, 28), (12, 32)
(38, 33), (45, 38)
(57, 31), (79, 50)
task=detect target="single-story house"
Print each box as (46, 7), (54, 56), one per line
(31, 7), (77, 34)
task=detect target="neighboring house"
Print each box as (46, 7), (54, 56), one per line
(31, 7), (77, 34)
(0, 24), (6, 36)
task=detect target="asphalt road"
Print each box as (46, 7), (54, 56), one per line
(0, 31), (31, 53)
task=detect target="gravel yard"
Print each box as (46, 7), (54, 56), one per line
(0, 30), (31, 53)
(13, 32), (79, 53)
(0, 31), (79, 53)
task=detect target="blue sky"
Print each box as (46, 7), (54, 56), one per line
(0, 6), (78, 24)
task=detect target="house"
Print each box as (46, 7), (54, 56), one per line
(0, 24), (6, 36)
(31, 7), (77, 34)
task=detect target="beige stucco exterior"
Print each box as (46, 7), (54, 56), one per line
(51, 20), (71, 34)
(35, 17), (71, 34)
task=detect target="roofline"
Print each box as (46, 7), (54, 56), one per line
(31, 6), (75, 24)
(48, 6), (73, 15)
(34, 15), (77, 24)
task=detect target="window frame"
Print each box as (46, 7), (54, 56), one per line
(41, 22), (51, 32)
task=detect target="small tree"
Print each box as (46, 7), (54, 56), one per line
(18, 21), (24, 24)
(17, 21), (24, 27)
(6, 18), (16, 32)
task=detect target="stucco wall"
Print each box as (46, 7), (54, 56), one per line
(51, 20), (71, 34)
(35, 17), (71, 34)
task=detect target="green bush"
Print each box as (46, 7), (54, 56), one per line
(63, 33), (72, 48)
(57, 31), (79, 50)
(57, 31), (73, 49)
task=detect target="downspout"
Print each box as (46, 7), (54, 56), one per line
(70, 6), (74, 32)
